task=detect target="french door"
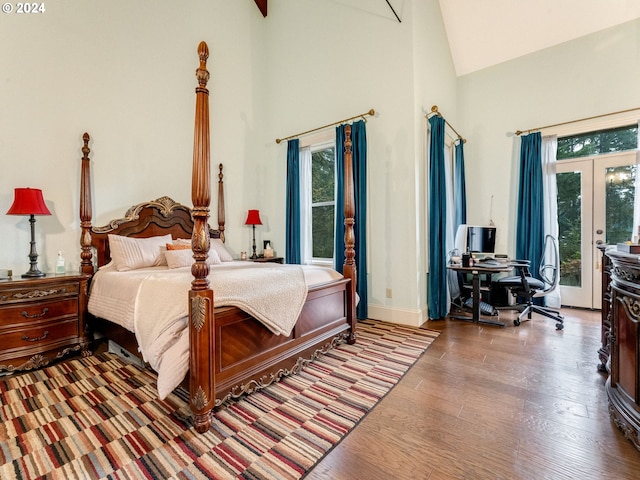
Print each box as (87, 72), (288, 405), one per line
(556, 152), (638, 308)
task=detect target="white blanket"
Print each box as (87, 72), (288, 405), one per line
(88, 262), (343, 399)
(135, 263), (308, 398)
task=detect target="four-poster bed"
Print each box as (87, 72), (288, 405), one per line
(80, 41), (358, 433)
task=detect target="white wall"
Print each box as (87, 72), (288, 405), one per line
(0, 0), (266, 273)
(457, 19), (640, 256)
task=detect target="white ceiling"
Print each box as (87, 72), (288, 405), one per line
(438, 0), (640, 76)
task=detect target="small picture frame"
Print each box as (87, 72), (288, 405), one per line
(263, 240), (271, 250)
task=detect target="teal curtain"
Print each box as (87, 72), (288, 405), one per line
(428, 115), (448, 319)
(285, 139), (301, 264)
(516, 133), (544, 279)
(335, 121), (368, 319)
(454, 141), (467, 231)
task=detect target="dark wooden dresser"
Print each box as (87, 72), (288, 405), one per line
(0, 273), (90, 374)
(604, 248), (640, 450)
(598, 245), (612, 372)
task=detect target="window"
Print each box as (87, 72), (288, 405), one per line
(557, 124), (637, 160)
(309, 142), (336, 261)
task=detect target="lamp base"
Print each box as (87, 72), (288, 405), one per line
(22, 269), (46, 278)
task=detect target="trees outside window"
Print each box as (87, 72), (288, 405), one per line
(310, 145), (336, 261)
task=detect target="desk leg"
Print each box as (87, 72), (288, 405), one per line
(473, 271), (505, 327)
(472, 272), (481, 321)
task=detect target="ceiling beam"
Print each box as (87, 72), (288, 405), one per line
(254, 0), (267, 17)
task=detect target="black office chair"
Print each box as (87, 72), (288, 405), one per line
(496, 234), (564, 330)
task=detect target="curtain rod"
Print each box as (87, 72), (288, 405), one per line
(275, 108), (375, 144)
(515, 106), (640, 135)
(426, 105), (466, 143)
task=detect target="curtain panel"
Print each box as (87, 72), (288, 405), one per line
(541, 135), (561, 308)
(299, 147), (313, 264)
(516, 133), (544, 279)
(285, 139), (301, 264)
(454, 140), (467, 232)
(427, 115), (449, 319)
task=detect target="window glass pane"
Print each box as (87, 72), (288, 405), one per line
(557, 125), (637, 160)
(605, 165), (636, 244)
(557, 171), (582, 287)
(312, 148), (335, 203)
(312, 205), (334, 258)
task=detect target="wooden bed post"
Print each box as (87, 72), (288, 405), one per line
(342, 124), (358, 343)
(189, 41), (216, 433)
(79, 133), (94, 275)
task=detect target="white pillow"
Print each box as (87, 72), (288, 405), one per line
(108, 234), (173, 271)
(211, 238), (233, 262)
(165, 248), (222, 269)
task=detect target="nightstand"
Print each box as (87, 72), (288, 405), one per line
(251, 257), (285, 264)
(0, 273), (90, 374)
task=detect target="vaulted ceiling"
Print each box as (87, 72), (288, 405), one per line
(252, 1), (640, 77)
(439, 0), (640, 76)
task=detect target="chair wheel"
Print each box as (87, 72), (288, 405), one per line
(556, 323), (564, 330)
(513, 319), (520, 326)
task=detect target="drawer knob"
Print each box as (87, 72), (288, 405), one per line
(21, 331), (49, 342)
(21, 307), (49, 319)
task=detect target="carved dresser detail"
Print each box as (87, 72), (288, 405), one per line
(605, 249), (640, 450)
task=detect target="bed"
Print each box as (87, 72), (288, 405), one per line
(79, 41), (358, 433)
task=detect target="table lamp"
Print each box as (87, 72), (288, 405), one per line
(6, 187), (52, 277)
(245, 209), (262, 259)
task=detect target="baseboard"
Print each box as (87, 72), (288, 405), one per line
(367, 304), (428, 327)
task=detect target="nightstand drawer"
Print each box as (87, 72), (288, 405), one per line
(0, 298), (78, 329)
(0, 281), (79, 305)
(1, 318), (79, 353)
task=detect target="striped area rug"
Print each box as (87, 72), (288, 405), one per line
(0, 320), (439, 480)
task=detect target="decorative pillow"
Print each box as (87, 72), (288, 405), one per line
(108, 234), (173, 272)
(166, 242), (191, 251)
(165, 248), (222, 269)
(211, 238), (234, 262)
(173, 238), (192, 246)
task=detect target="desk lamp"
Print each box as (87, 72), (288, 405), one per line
(6, 187), (51, 277)
(245, 209), (262, 259)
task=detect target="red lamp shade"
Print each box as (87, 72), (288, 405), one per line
(6, 188), (51, 216)
(245, 209), (262, 226)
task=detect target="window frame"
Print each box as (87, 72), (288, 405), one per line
(309, 140), (337, 264)
(300, 131), (338, 266)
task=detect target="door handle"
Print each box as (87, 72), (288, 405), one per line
(595, 240), (604, 245)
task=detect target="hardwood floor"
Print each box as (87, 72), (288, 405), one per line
(306, 308), (640, 480)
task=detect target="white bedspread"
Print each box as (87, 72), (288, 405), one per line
(88, 261), (343, 398)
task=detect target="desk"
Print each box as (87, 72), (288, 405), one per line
(447, 263), (512, 327)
